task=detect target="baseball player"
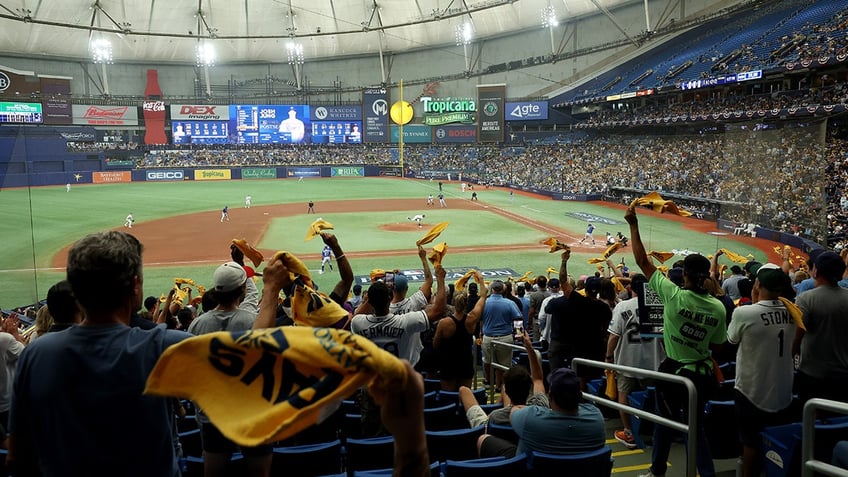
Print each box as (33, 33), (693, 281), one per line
(427, 194), (434, 207)
(320, 244), (334, 274)
(66, 183), (71, 193)
(124, 213), (134, 229)
(438, 193), (446, 208)
(221, 206), (229, 222)
(245, 195), (252, 208)
(407, 214), (426, 228)
(307, 200), (315, 214)
(580, 222), (595, 244)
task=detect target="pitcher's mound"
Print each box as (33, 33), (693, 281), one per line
(381, 223), (428, 232)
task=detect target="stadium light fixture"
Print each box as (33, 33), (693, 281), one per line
(90, 37), (113, 64)
(286, 40), (305, 90)
(541, 5), (557, 55)
(196, 41), (216, 67)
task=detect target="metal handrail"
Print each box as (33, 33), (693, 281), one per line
(802, 398), (848, 477)
(572, 357), (699, 477)
(488, 340), (542, 404)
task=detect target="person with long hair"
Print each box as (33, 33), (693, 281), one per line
(433, 271), (486, 391)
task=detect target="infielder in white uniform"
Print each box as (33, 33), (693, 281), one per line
(124, 213), (134, 229)
(245, 195), (252, 208)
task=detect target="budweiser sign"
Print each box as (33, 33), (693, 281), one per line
(73, 104), (138, 125)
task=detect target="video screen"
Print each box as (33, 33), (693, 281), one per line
(229, 105), (311, 144)
(311, 121), (362, 144)
(171, 121), (228, 145)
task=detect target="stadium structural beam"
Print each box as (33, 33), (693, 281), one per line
(588, 0), (639, 47)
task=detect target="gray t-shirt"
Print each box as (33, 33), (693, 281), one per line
(187, 308), (256, 335)
(488, 392), (550, 426)
(796, 285), (848, 378)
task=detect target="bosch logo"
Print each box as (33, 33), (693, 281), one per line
(372, 99), (388, 116)
(315, 107), (328, 119)
(0, 72), (9, 92)
(483, 102), (498, 117)
(448, 129), (475, 137)
(436, 129), (446, 138)
(147, 170), (184, 180)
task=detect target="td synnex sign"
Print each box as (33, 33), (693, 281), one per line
(422, 97), (476, 126)
(146, 170), (184, 181)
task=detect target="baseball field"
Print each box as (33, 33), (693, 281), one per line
(0, 177), (777, 308)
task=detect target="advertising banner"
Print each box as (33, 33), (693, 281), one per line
(477, 84), (505, 142)
(378, 166), (402, 177)
(229, 105), (310, 144)
(390, 125), (432, 143)
(104, 159), (135, 168)
(40, 78), (72, 125)
(0, 102), (42, 124)
(170, 104), (230, 121)
(143, 100), (167, 145)
(310, 105), (362, 121)
(505, 101), (548, 121)
(422, 97), (476, 126)
(195, 169), (232, 181)
(433, 125), (477, 144)
(286, 167), (321, 178)
(242, 168), (277, 179)
(0, 66), (39, 96)
(93, 171), (131, 184)
(363, 89), (389, 143)
(73, 105), (139, 126)
(59, 128), (96, 141)
(146, 170), (184, 181)
(331, 167), (364, 177)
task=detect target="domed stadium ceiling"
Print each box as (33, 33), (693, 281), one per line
(0, 0), (637, 64)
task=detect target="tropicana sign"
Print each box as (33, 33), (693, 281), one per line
(421, 96), (476, 126)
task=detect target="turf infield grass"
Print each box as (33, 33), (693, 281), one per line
(0, 178), (765, 307)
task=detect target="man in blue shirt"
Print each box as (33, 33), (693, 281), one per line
(481, 280), (522, 389)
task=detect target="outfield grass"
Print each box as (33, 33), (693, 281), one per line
(0, 178), (768, 308)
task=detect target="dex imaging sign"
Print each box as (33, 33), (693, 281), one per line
(505, 101), (548, 121)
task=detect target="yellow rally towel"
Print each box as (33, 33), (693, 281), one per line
(630, 191), (693, 217)
(273, 251), (313, 289)
(233, 239), (265, 268)
(416, 222), (450, 246)
(370, 269), (386, 282)
(291, 283), (349, 328)
(145, 327), (407, 447)
(719, 248), (749, 264)
(516, 271), (533, 283)
(545, 267), (558, 279)
(304, 219), (335, 242)
(588, 242), (624, 264)
(778, 297), (805, 331)
(648, 251), (675, 264)
(657, 265), (670, 274)
(428, 242), (448, 267)
(611, 276), (625, 294)
(604, 369), (617, 400)
(543, 237), (569, 253)
(175, 278), (196, 287)
(454, 269), (477, 291)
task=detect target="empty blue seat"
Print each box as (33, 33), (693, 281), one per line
(271, 439), (342, 477)
(178, 428), (203, 458)
(704, 400), (741, 460)
(440, 388), (486, 405)
(351, 461), (441, 477)
(423, 390), (441, 408)
(424, 402), (463, 431)
(424, 378), (441, 393)
(426, 425), (485, 462)
(528, 445), (613, 476)
(444, 453), (528, 476)
(345, 435), (395, 471)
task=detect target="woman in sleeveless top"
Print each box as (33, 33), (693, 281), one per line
(434, 271), (487, 391)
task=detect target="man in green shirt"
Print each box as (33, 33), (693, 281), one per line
(625, 204), (727, 477)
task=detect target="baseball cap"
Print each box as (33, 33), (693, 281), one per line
(584, 277), (601, 296)
(756, 264), (788, 292)
(393, 274), (409, 292)
(490, 280), (505, 293)
(547, 278), (561, 289)
(547, 368), (580, 399)
(814, 251), (846, 283)
(744, 261), (763, 276)
(667, 268), (685, 286)
(213, 262), (247, 292)
(807, 248), (826, 267)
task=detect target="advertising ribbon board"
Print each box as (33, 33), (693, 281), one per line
(146, 170), (184, 181)
(363, 89), (389, 143)
(331, 167), (364, 177)
(195, 169), (232, 181)
(242, 168), (277, 179)
(93, 171), (132, 184)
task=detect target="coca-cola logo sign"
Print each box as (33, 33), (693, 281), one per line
(143, 101), (165, 112)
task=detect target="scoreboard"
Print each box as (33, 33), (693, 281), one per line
(229, 105), (310, 144)
(172, 121), (228, 144)
(0, 102), (42, 124)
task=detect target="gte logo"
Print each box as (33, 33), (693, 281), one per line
(509, 103), (541, 118)
(0, 72), (9, 92)
(372, 99), (388, 116)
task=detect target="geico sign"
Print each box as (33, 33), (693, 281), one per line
(448, 129), (475, 137)
(147, 171), (184, 180)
